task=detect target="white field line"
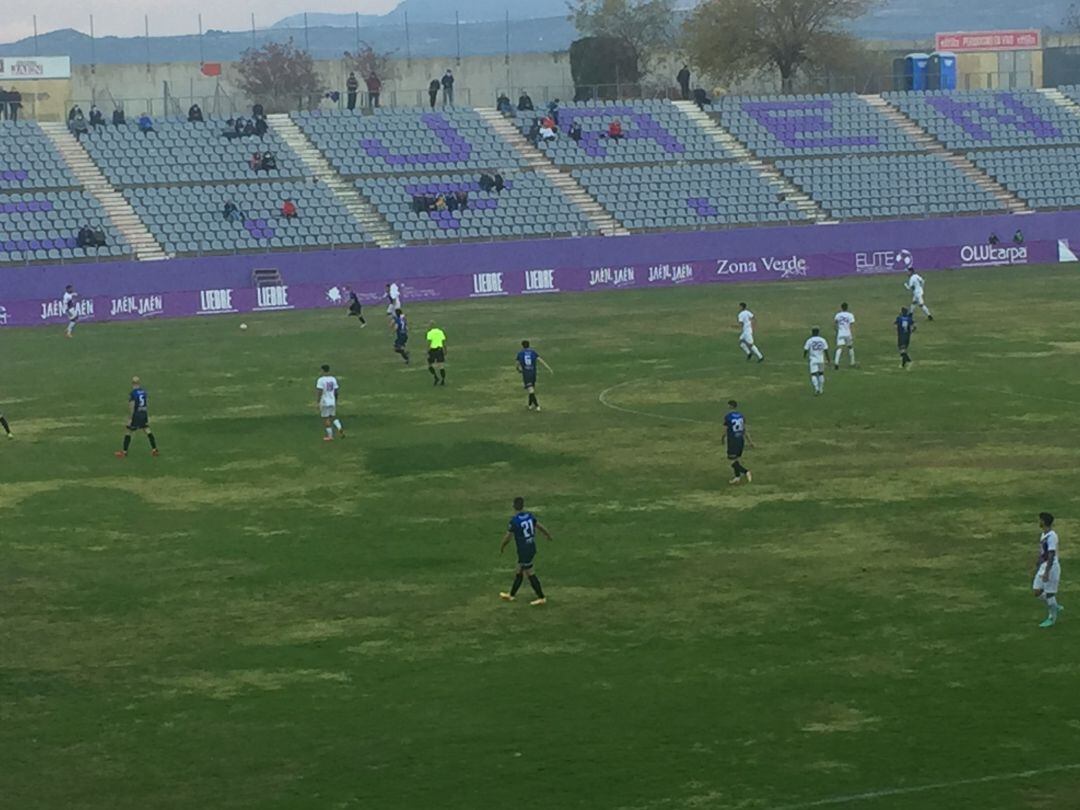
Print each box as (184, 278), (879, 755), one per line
(765, 762), (1080, 810)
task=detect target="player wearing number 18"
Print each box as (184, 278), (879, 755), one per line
(500, 496), (554, 605)
(723, 400), (754, 485)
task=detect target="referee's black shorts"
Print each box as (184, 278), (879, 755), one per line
(428, 347), (446, 364)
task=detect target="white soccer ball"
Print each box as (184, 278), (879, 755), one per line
(239, 323), (248, 331)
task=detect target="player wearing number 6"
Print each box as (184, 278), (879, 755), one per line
(500, 496), (554, 605)
(723, 400), (754, 485)
(516, 340), (553, 411)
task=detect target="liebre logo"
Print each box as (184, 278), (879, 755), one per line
(855, 249), (912, 274)
(716, 259), (758, 275)
(763, 255), (808, 279)
(40, 298), (94, 320)
(960, 244), (1028, 267)
(198, 288), (236, 314)
(255, 285), (292, 311)
(325, 286), (343, 303)
(588, 266), (636, 287)
(471, 272), (506, 297)
(648, 263), (694, 284)
(110, 294), (164, 318)
(523, 269), (557, 293)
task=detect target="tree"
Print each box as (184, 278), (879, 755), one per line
(343, 41), (396, 81)
(569, 0), (676, 81)
(570, 36), (642, 100)
(236, 39), (323, 113)
(684, 0), (877, 93)
(1064, 3), (1080, 33)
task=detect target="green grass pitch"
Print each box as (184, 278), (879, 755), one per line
(2, 265), (1079, 809)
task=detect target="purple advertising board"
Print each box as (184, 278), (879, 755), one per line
(1, 211), (1077, 329)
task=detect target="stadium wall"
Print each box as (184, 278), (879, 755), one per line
(0, 211), (1075, 329)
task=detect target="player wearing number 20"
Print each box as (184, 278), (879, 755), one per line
(500, 496), (554, 605)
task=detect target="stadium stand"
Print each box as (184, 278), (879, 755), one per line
(0, 121), (80, 189)
(358, 171), (591, 242)
(293, 108), (526, 175)
(969, 146), (1080, 209)
(0, 190), (130, 263)
(711, 94), (924, 157)
(80, 119), (310, 185)
(572, 164), (810, 230)
(124, 182), (371, 254)
(775, 154), (1006, 219)
(515, 100), (731, 166)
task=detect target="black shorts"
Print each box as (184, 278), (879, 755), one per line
(128, 411), (149, 431)
(428, 348), (446, 364)
(727, 437), (745, 460)
(522, 374), (537, 390)
(898, 339), (910, 351)
(348, 303), (363, 316)
(517, 552), (536, 569)
(395, 334), (408, 348)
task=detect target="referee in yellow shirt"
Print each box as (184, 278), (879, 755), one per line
(426, 321), (447, 386)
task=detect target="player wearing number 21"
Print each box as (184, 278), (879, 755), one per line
(500, 496), (554, 605)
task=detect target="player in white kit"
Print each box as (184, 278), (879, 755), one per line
(803, 327), (829, 395)
(833, 302), (856, 370)
(314, 364), (345, 442)
(1032, 512), (1063, 628)
(385, 282), (402, 324)
(736, 303), (765, 362)
(904, 269), (933, 320)
(62, 284), (79, 338)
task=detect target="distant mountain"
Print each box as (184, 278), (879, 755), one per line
(272, 13), (384, 30)
(851, 0), (1069, 39)
(275, 0), (570, 27)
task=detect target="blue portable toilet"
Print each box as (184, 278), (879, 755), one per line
(905, 53), (931, 91)
(935, 52), (958, 90)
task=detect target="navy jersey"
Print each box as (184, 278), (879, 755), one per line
(896, 313), (915, 339)
(130, 387), (149, 413)
(723, 410), (746, 443)
(517, 348), (539, 377)
(348, 291), (362, 307)
(508, 510), (539, 557)
(395, 313), (408, 337)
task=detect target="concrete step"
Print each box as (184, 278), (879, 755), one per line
(266, 113), (401, 248)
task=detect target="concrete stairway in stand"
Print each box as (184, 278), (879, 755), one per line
(476, 108), (630, 237)
(673, 100), (830, 224)
(862, 95), (1030, 214)
(267, 113), (401, 248)
(38, 122), (168, 261)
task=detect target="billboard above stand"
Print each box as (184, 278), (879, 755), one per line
(935, 30), (1041, 53)
(0, 56), (71, 80)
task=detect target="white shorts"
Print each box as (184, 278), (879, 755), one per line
(740, 332), (754, 347)
(320, 405), (336, 418)
(836, 335), (853, 347)
(68, 310), (79, 322)
(1033, 562), (1061, 594)
(387, 300), (400, 315)
(809, 361), (826, 375)
(912, 294), (924, 307)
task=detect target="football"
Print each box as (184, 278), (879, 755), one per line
(239, 323), (248, 331)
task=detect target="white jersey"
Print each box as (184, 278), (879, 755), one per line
(1040, 530), (1060, 566)
(388, 283), (401, 307)
(737, 310), (754, 338)
(62, 291), (77, 313)
(804, 335), (829, 365)
(1035, 529), (1062, 593)
(905, 274), (925, 298)
(834, 311), (855, 338)
(315, 375), (339, 408)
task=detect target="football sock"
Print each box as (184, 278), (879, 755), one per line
(510, 574), (524, 597)
(66, 322), (75, 336)
(834, 349), (842, 367)
(818, 375), (825, 393)
(849, 348), (856, 366)
(733, 461), (747, 477)
(528, 393), (538, 407)
(739, 341), (751, 358)
(439, 368), (446, 383)
(752, 346), (764, 360)
(1047, 596), (1059, 618)
(325, 426), (333, 438)
(147, 432), (157, 450)
(332, 419), (343, 432)
(359, 316), (366, 324)
(428, 366), (438, 379)
(921, 305), (932, 317)
(528, 575), (545, 599)
(122, 434), (132, 452)
(0, 416), (9, 434)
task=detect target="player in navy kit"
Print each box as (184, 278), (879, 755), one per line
(723, 399), (754, 485)
(895, 306), (916, 369)
(499, 496), (554, 605)
(344, 286), (367, 327)
(0, 410), (12, 440)
(516, 340), (553, 411)
(392, 309), (411, 364)
(115, 376), (159, 458)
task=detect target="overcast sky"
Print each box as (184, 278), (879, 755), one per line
(2, 1), (399, 44)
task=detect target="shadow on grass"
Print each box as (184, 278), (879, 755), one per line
(365, 440), (577, 477)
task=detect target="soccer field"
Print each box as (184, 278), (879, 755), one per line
(2, 265), (1079, 810)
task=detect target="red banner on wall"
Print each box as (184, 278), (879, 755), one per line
(935, 30), (1042, 52)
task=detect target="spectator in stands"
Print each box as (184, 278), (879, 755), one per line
(69, 109), (90, 141)
(8, 88), (20, 122)
(137, 113), (155, 135)
(1013, 228), (1025, 245)
(989, 232), (1000, 246)
(455, 190), (469, 210)
(568, 120), (583, 142)
(68, 104), (81, 123)
(517, 91), (534, 112)
(607, 119), (623, 140)
(260, 151), (278, 173)
(478, 173), (495, 192)
(366, 72), (382, 109)
(346, 72), (360, 111)
(89, 105), (105, 127)
(692, 87), (710, 111)
(434, 194), (448, 211)
(223, 201), (243, 222)
(428, 79), (440, 109)
(539, 121), (557, 142)
(254, 116), (268, 137)
(446, 193), (459, 213)
(547, 99), (560, 125)
(252, 103), (265, 118)
(188, 103), (204, 123)
(0, 88), (10, 120)
(242, 118), (257, 137)
(441, 70), (455, 107)
(250, 151), (263, 172)
(526, 118), (541, 146)
(76, 225), (94, 248)
(281, 199), (298, 219)
(677, 65), (691, 100)
(112, 106), (126, 126)
(496, 92), (514, 117)
(494, 173), (505, 193)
